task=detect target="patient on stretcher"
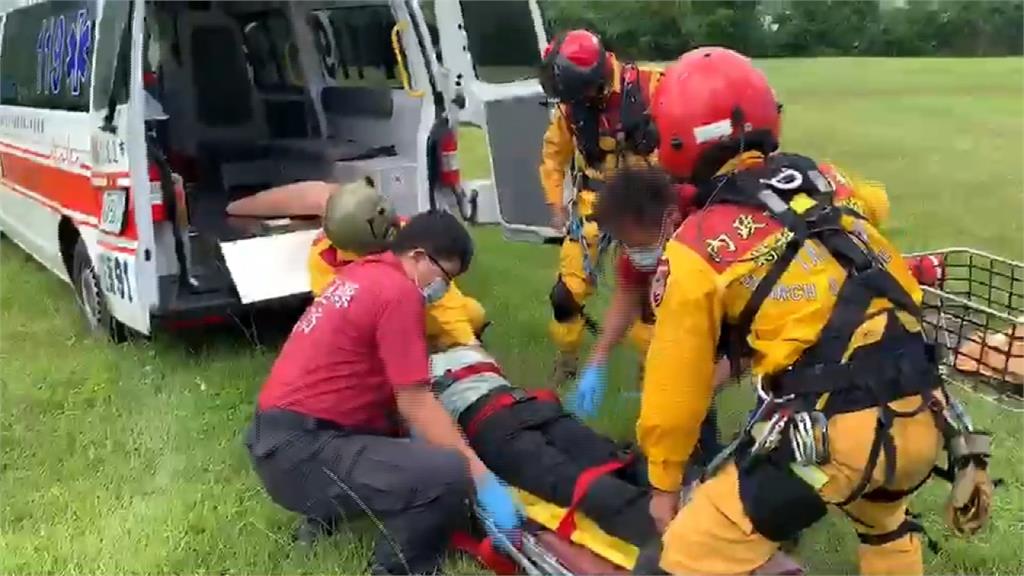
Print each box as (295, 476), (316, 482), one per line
(430, 345), (659, 548)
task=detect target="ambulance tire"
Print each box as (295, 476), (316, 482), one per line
(72, 239), (129, 343)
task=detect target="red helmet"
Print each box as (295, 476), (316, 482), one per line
(652, 47), (781, 180)
(539, 30), (610, 102)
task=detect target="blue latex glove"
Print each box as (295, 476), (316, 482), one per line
(474, 471), (523, 549)
(568, 363), (607, 420)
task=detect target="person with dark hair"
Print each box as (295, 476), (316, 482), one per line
(245, 211), (521, 575)
(565, 166), (726, 478)
(537, 29), (663, 387)
(597, 47), (991, 576)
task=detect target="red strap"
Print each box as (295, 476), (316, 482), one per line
(532, 388), (561, 404)
(447, 361), (504, 382)
(464, 394), (520, 438)
(450, 531), (520, 575)
(555, 454), (634, 540)
(464, 389), (561, 439)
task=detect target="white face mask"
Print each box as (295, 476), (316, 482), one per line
(625, 212), (675, 272)
(421, 278), (450, 304)
(626, 246), (663, 272)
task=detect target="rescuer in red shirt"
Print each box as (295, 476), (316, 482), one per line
(245, 212), (521, 575)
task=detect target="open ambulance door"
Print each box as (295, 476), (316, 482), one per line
(431, 0), (568, 243)
(88, 0), (155, 335)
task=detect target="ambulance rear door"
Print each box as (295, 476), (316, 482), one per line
(90, 0), (156, 335)
(431, 0), (566, 243)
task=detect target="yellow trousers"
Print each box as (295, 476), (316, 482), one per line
(550, 191), (651, 355)
(550, 190), (602, 353)
(658, 395), (942, 576)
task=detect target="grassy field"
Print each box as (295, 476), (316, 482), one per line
(2, 58), (1023, 575)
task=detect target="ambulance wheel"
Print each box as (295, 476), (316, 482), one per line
(72, 239), (129, 343)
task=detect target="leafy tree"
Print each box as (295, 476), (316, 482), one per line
(539, 0), (1022, 59)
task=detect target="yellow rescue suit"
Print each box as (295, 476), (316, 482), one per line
(309, 232), (485, 349)
(640, 153), (942, 576)
(540, 58), (663, 356)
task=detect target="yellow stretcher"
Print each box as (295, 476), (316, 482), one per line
(472, 487), (806, 576)
(512, 487), (638, 570)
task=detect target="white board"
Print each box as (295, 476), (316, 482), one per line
(219, 229), (319, 304)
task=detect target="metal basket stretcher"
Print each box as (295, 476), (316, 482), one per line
(908, 248), (1024, 411)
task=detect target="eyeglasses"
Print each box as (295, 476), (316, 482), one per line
(425, 252), (454, 283)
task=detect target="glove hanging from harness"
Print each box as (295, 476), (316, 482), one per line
(703, 153), (994, 540)
(932, 388), (995, 536)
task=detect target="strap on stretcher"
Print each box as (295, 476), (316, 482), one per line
(555, 456), (633, 539)
(463, 386), (561, 438)
(451, 363), (640, 569)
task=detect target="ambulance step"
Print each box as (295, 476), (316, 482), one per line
(154, 273), (239, 318)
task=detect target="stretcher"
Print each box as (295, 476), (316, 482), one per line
(908, 248), (1024, 411)
(457, 487), (806, 575)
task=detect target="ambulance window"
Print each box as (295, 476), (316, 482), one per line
(237, 11), (304, 93)
(418, 0), (443, 65)
(90, 0), (130, 112)
(311, 6), (410, 90)
(0, 0), (95, 111)
(459, 0), (540, 84)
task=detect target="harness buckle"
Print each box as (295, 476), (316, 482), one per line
(433, 370), (457, 395)
(760, 168), (804, 191)
(508, 388), (531, 402)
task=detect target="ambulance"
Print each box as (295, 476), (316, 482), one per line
(0, 0), (560, 340)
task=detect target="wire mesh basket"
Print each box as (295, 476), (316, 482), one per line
(908, 248), (1024, 411)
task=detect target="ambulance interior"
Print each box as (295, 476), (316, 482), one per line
(140, 0), (434, 304)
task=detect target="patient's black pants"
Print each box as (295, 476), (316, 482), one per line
(462, 390), (659, 547)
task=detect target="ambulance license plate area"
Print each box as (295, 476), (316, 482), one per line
(97, 251), (135, 304)
(99, 189), (128, 234)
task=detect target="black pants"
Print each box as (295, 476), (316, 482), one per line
(464, 391), (659, 547)
(246, 409), (472, 575)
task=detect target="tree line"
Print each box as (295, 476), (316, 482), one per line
(541, 0), (1024, 59)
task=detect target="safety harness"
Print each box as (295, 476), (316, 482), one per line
(701, 153), (993, 544)
(565, 63), (657, 169)
(437, 362), (635, 543)
(564, 63), (658, 285)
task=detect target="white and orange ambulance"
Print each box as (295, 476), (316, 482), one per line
(0, 0), (561, 340)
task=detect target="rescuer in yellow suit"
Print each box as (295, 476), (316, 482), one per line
(538, 29), (663, 385)
(593, 48), (993, 576)
(225, 177), (486, 350)
(309, 180), (486, 350)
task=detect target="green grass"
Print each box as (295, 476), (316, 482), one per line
(3, 58), (1023, 575)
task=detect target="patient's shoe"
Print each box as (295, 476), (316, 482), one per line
(549, 351), (579, 389)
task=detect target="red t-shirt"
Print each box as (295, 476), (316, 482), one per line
(616, 253), (655, 292)
(258, 252), (429, 435)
